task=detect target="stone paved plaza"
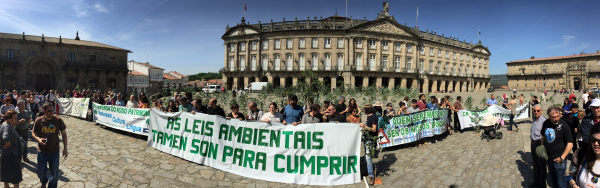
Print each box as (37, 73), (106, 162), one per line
(17, 90), (588, 187)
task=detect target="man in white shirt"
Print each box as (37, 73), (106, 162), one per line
(45, 90), (56, 104)
(582, 92), (590, 104)
(126, 95), (138, 108)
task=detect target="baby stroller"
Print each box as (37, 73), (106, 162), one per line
(480, 114), (503, 142)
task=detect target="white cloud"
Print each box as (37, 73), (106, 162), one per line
(562, 35), (575, 43)
(579, 42), (589, 50)
(546, 35), (576, 49)
(73, 2), (108, 17)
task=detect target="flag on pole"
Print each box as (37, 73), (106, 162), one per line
(244, 2), (246, 10)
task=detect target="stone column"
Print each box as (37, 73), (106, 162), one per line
(292, 77), (298, 86)
(447, 81), (453, 92)
(280, 77), (286, 87)
(319, 77), (324, 83)
(331, 77), (338, 89)
(432, 80), (438, 92)
(348, 37), (354, 67)
(462, 81), (467, 92)
(376, 77), (382, 88)
(244, 77), (249, 89)
(233, 77), (238, 90)
(423, 78), (429, 93)
(389, 78), (395, 88)
(401, 78), (407, 88)
(475, 81), (480, 91)
(440, 81), (446, 92)
(454, 81), (460, 92)
(363, 77), (369, 87)
(412, 79), (417, 89)
(267, 75), (273, 83)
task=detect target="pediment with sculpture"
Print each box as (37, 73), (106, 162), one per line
(357, 21), (414, 37)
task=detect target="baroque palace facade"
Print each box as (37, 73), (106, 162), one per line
(222, 2), (491, 93)
(506, 52), (600, 90)
(0, 32), (130, 92)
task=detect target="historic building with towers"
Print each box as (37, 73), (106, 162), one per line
(221, 2), (491, 93)
(0, 32), (130, 92)
(506, 52), (600, 91)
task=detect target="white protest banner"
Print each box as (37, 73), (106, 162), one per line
(378, 108), (449, 148)
(92, 103), (150, 135)
(57, 98), (90, 118)
(147, 109), (362, 185)
(458, 103), (530, 129)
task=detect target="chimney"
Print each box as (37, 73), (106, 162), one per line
(597, 50), (599, 53)
(531, 56), (535, 59)
(581, 52), (584, 55)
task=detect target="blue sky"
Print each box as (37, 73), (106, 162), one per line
(1, 0), (598, 75)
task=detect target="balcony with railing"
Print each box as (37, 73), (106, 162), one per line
(506, 70), (564, 76)
(0, 57), (20, 66)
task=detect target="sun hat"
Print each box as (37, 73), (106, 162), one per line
(363, 103), (372, 108)
(480, 114), (498, 127)
(590, 99), (600, 107)
(373, 101), (383, 107)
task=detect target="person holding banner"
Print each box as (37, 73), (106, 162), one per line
(246, 102), (263, 120)
(226, 104), (246, 120)
(190, 98), (206, 114)
(261, 102), (284, 124)
(302, 103), (323, 124)
(359, 103), (377, 185)
(206, 98), (226, 117)
(453, 96), (464, 133)
(283, 95), (303, 126)
(178, 97), (192, 112)
(126, 95), (138, 109)
(486, 94), (497, 107)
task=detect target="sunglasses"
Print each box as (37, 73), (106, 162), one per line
(534, 110), (542, 112)
(592, 138), (600, 145)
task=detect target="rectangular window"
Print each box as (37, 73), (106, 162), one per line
(6, 75), (16, 88)
(438, 49), (442, 58)
(50, 52), (56, 58)
(262, 40), (268, 50)
(312, 38), (318, 48)
(406, 57), (412, 71)
(325, 26), (331, 30)
(337, 26), (343, 30)
(356, 39), (363, 48)
(460, 54), (463, 61)
(429, 61), (433, 72)
(110, 57), (116, 65)
(229, 57), (235, 71)
(445, 51), (449, 58)
(356, 54), (363, 70)
(275, 39), (281, 49)
(382, 41), (388, 50)
(395, 42), (401, 51)
(312, 54), (318, 70)
(419, 46), (424, 55)
(453, 52), (456, 60)
(324, 54), (331, 70)
(337, 54), (343, 70)
(382, 55), (388, 69)
(337, 38), (344, 48)
(369, 54), (376, 70)
(467, 54), (470, 61)
(369, 40), (376, 49)
(251, 41), (257, 51)
(251, 55), (257, 70)
(90, 55), (96, 64)
(240, 42), (246, 51)
(274, 55), (281, 70)
(286, 39), (293, 49)
(299, 26), (305, 30)
(299, 54), (305, 70)
(324, 38), (331, 48)
(395, 57), (401, 71)
(262, 56), (268, 70)
(229, 43), (235, 52)
(429, 48), (434, 56)
(30, 51), (37, 56)
(240, 56), (246, 70)
(286, 55), (292, 70)
(460, 64), (463, 74)
(407, 44), (413, 53)
(419, 60), (424, 72)
(299, 38), (305, 49)
(287, 27), (292, 30)
(6, 49), (14, 59)
(312, 26), (318, 29)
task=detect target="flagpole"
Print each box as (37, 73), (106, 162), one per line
(416, 6), (418, 27)
(244, 1), (245, 17)
(346, 0), (347, 19)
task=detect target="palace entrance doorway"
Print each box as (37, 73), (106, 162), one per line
(574, 77), (581, 90)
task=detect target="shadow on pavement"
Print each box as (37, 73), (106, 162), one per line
(517, 151), (532, 187)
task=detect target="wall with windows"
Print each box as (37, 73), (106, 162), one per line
(506, 55), (600, 90)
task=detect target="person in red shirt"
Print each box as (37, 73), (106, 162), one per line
(569, 92), (576, 103)
(416, 94), (427, 111)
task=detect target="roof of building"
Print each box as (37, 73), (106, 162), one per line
(508, 53), (600, 63)
(163, 73), (179, 80)
(0, 32), (131, 52)
(128, 70), (148, 76)
(131, 61), (165, 70)
(168, 71), (188, 78)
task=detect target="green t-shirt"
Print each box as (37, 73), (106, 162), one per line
(179, 103), (193, 112)
(15, 110), (31, 130)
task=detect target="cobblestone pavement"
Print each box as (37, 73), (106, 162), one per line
(15, 114), (536, 188)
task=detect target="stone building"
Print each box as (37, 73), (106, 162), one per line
(221, 2), (491, 92)
(0, 32), (130, 92)
(506, 52), (600, 90)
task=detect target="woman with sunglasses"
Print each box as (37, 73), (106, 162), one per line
(568, 123), (600, 188)
(346, 108), (361, 123)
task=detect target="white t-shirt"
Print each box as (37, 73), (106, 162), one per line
(582, 93), (590, 104)
(261, 112), (283, 123)
(578, 162), (600, 188)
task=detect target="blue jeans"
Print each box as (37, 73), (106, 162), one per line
(546, 159), (567, 188)
(365, 141), (374, 178)
(508, 114), (518, 131)
(37, 151), (60, 188)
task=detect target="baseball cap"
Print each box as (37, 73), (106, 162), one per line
(178, 96), (187, 101)
(591, 99), (600, 107)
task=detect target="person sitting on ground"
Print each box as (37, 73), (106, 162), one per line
(206, 98), (226, 117)
(301, 103), (323, 124)
(226, 104), (245, 120)
(261, 102), (284, 124)
(383, 103), (395, 117)
(326, 105), (346, 123)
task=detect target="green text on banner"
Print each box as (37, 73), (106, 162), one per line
(92, 103), (150, 135)
(57, 98), (90, 118)
(147, 109), (362, 185)
(378, 108), (450, 148)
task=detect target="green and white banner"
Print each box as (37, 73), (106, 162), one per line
(378, 108), (450, 148)
(147, 109), (362, 185)
(57, 98), (90, 118)
(457, 103), (530, 129)
(92, 103), (150, 135)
